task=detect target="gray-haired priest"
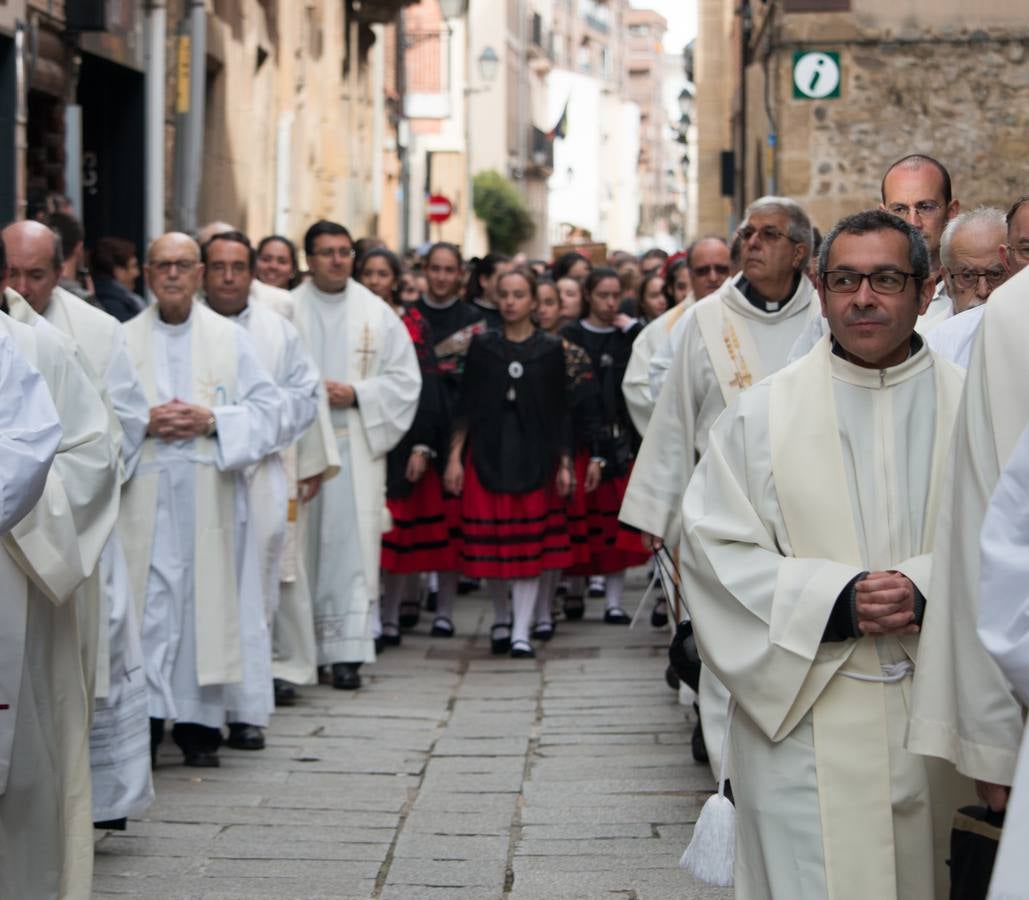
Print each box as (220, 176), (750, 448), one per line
(681, 210), (973, 899)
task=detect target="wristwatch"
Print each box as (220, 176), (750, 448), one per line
(589, 456), (607, 469)
(205, 414), (217, 437)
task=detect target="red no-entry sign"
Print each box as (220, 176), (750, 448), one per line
(427, 194), (453, 223)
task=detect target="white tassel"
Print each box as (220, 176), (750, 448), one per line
(680, 699), (736, 887)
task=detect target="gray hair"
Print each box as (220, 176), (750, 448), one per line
(743, 196), (814, 263)
(939, 206), (1007, 269)
(817, 209), (930, 286)
(46, 227), (63, 271)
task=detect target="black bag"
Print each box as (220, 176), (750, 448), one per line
(668, 619), (702, 692)
(949, 804), (1005, 900)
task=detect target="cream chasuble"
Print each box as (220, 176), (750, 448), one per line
(0, 310), (119, 900)
(17, 286), (154, 824)
(292, 279), (420, 665)
(622, 296), (694, 436)
(978, 422), (1029, 900)
(926, 303), (985, 370)
(119, 301), (283, 729)
(682, 336), (969, 900)
(909, 266), (1029, 788)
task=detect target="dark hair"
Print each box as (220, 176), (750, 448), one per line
(881, 154), (953, 207)
(354, 236), (386, 260)
(46, 212), (84, 259)
(584, 266), (620, 298)
(90, 236), (137, 279)
(0, 236), (5, 273)
(1006, 195), (1029, 230)
(497, 265), (538, 299)
(356, 247), (403, 304)
(552, 251), (591, 281)
(426, 241), (462, 267)
(640, 247), (669, 264)
(202, 230), (257, 270)
(663, 257), (691, 306)
(817, 209), (930, 289)
(636, 273), (665, 319)
(257, 234), (300, 287)
(464, 253), (511, 302)
(303, 220), (352, 257)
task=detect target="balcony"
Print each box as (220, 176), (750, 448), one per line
(526, 126), (554, 176)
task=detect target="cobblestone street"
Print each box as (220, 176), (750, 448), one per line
(92, 577), (732, 899)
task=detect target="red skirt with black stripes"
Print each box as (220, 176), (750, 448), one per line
(456, 458), (573, 579)
(565, 451), (650, 575)
(381, 468), (458, 574)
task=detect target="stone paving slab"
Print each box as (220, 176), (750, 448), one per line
(93, 579), (731, 899)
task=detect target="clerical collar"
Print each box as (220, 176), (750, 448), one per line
(738, 273), (801, 313)
(580, 319), (615, 334)
(422, 295), (459, 311)
(831, 332), (924, 365)
(473, 298), (498, 311)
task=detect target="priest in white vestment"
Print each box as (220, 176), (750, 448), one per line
(683, 210), (973, 899)
(201, 230), (334, 741)
(0, 274), (120, 897)
(621, 197), (818, 768)
(978, 421), (1029, 899)
(119, 233), (284, 768)
(908, 265), (1029, 841)
(4, 220), (155, 828)
(623, 237), (731, 435)
(292, 221), (420, 691)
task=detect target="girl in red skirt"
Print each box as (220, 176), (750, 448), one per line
(561, 267), (649, 623)
(357, 248), (453, 647)
(444, 268), (587, 658)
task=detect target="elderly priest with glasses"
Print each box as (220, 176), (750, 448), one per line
(681, 209), (974, 899)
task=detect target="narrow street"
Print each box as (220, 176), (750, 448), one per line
(92, 576), (732, 899)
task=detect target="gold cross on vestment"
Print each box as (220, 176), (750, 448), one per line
(729, 371), (752, 391)
(356, 324), (375, 379)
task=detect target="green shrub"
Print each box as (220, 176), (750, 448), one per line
(472, 170), (535, 255)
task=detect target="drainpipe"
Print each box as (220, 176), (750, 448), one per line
(145, 0), (166, 246)
(172, 0), (206, 233)
(14, 22), (29, 218)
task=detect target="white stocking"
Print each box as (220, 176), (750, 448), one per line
(436, 571), (457, 620)
(381, 572), (410, 630)
(605, 570), (626, 611)
(536, 570), (560, 625)
(489, 579), (511, 630)
(510, 578), (540, 646)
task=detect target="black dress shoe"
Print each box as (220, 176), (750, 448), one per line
(562, 595), (585, 620)
(374, 635), (385, 654)
(398, 602), (421, 630)
(490, 622), (512, 655)
(381, 627), (402, 647)
(691, 719), (709, 765)
(430, 615), (455, 637)
(604, 607), (631, 625)
(531, 621), (555, 642)
(510, 639), (536, 659)
(332, 662), (362, 690)
(273, 679), (297, 707)
(226, 723), (265, 750)
(664, 664), (680, 691)
(94, 817), (128, 831)
(183, 750), (221, 768)
(457, 577), (480, 595)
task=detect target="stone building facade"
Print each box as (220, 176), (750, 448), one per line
(695, 0), (1029, 236)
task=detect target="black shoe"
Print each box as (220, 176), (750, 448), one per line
(430, 615), (455, 637)
(273, 679), (297, 707)
(332, 662), (362, 691)
(691, 719), (709, 765)
(531, 621), (555, 642)
(381, 625), (402, 647)
(587, 579), (605, 598)
(374, 635), (385, 654)
(490, 621), (512, 655)
(651, 598), (668, 628)
(424, 590), (439, 612)
(183, 751), (221, 768)
(457, 577), (480, 595)
(563, 595), (585, 620)
(604, 607), (631, 625)
(664, 664), (680, 691)
(226, 723), (265, 750)
(94, 817), (128, 831)
(510, 639), (536, 659)
(399, 602), (421, 630)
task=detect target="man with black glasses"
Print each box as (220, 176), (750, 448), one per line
(682, 209), (972, 898)
(620, 197), (818, 769)
(880, 153), (960, 329)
